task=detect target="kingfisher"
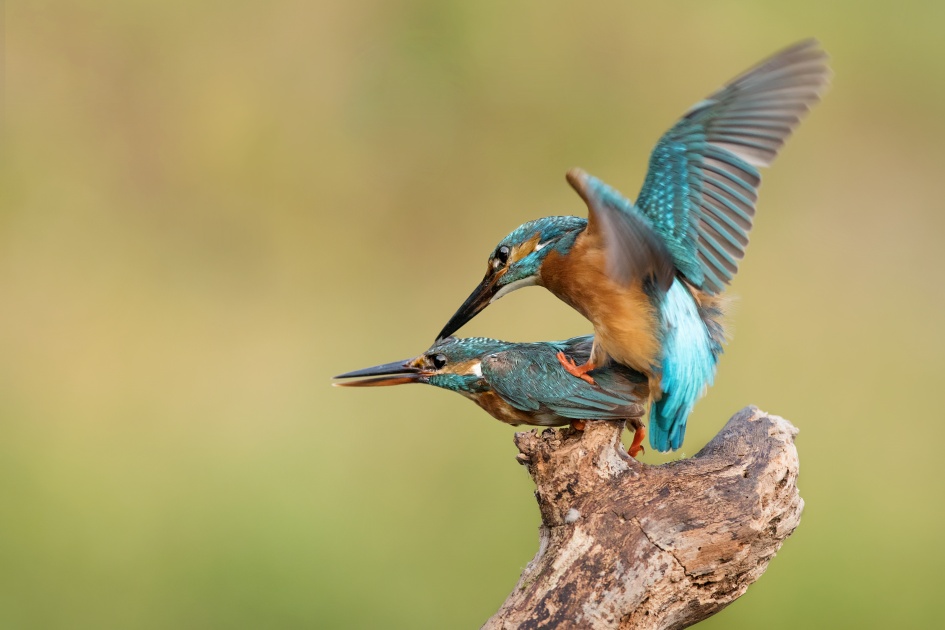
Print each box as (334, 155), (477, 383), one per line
(334, 335), (650, 456)
(435, 40), (829, 452)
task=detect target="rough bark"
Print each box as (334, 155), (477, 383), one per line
(484, 406), (802, 630)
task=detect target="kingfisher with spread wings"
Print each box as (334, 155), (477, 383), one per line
(435, 40), (829, 452)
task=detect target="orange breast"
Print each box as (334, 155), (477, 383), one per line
(540, 231), (662, 378)
(471, 391), (530, 426)
(471, 391), (564, 427)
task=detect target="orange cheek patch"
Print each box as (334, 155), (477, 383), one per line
(452, 359), (483, 377)
(509, 233), (542, 265)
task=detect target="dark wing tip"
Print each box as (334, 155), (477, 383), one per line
(718, 41), (831, 167)
(635, 39), (830, 295)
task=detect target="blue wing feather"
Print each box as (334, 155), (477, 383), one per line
(636, 39), (829, 294)
(482, 338), (645, 422)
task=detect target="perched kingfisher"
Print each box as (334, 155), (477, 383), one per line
(435, 40), (830, 452)
(334, 335), (650, 456)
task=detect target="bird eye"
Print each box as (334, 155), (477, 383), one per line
(432, 354), (447, 369)
(494, 246), (510, 265)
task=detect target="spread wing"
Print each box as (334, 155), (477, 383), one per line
(566, 168), (676, 292)
(481, 338), (645, 421)
(635, 39), (830, 294)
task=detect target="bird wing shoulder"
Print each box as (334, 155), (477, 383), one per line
(566, 168), (676, 292)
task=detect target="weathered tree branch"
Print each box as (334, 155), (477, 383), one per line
(485, 406), (802, 630)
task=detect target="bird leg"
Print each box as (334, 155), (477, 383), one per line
(628, 425), (646, 458)
(556, 351), (596, 385)
(570, 420), (587, 431)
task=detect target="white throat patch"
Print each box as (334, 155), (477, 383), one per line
(491, 276), (538, 302)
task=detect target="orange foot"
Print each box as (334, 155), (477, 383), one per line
(556, 351), (596, 384)
(570, 420), (587, 431)
(628, 425), (646, 458)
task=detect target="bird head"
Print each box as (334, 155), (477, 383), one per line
(436, 215), (586, 340)
(333, 336), (509, 394)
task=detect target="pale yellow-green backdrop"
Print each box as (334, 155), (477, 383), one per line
(5, 1), (945, 628)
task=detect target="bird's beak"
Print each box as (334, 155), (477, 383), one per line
(436, 272), (500, 341)
(333, 359), (425, 387)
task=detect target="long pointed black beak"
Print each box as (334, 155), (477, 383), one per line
(436, 274), (498, 341)
(333, 359), (424, 387)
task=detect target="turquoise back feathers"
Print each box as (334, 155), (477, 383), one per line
(335, 335), (647, 427)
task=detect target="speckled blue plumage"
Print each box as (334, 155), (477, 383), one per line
(492, 216), (586, 284)
(432, 336), (644, 411)
(635, 39), (828, 294)
(336, 335), (646, 427)
(424, 336), (647, 425)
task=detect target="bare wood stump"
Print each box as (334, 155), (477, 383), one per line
(485, 406), (802, 630)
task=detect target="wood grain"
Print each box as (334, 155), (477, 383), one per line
(485, 406), (802, 630)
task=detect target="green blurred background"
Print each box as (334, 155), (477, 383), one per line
(5, 1), (945, 627)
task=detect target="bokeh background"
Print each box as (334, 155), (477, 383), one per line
(5, 1), (945, 627)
